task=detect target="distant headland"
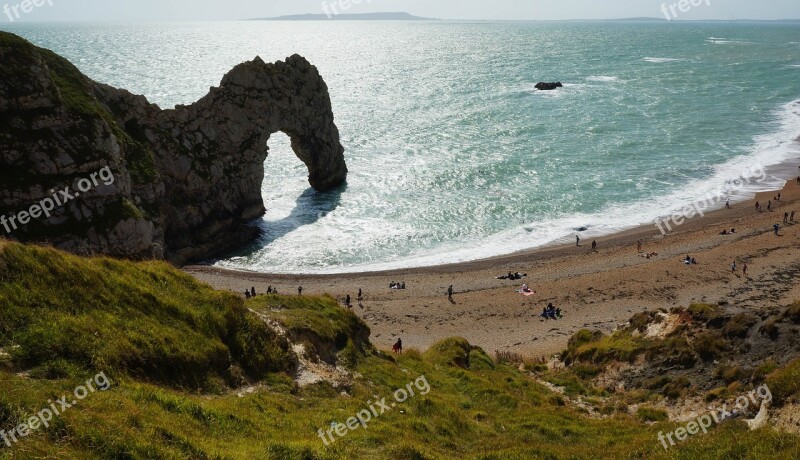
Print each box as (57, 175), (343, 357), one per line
(248, 12), (437, 21)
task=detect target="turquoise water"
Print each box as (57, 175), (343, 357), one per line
(4, 21), (800, 273)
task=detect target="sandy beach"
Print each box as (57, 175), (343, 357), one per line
(185, 167), (800, 359)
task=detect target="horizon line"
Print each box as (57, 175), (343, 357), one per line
(3, 17), (800, 24)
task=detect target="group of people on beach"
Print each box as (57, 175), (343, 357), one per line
(244, 285), (282, 298)
(389, 281), (406, 290)
(497, 271), (527, 280)
(540, 303), (563, 320)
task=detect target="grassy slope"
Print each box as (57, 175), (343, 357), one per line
(0, 242), (799, 459)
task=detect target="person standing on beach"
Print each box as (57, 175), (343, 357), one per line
(774, 224), (780, 236)
(755, 201), (760, 212)
(743, 263), (748, 277)
(298, 286), (303, 296)
(591, 240), (597, 251)
(576, 235), (580, 246)
(447, 285), (454, 301)
(731, 261), (736, 273)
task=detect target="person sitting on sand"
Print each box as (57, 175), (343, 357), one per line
(691, 258), (697, 265)
(720, 229), (728, 235)
(521, 284), (533, 293)
(684, 255), (692, 265)
(730, 228), (736, 234)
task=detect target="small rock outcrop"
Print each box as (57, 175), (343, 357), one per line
(0, 32), (347, 264)
(535, 82), (563, 91)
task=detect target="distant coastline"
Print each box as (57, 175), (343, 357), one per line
(248, 12), (437, 21)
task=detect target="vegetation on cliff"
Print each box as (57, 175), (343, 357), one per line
(0, 242), (799, 459)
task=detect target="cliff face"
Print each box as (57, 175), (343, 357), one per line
(0, 32), (347, 264)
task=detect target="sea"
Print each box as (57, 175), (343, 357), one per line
(3, 20), (800, 273)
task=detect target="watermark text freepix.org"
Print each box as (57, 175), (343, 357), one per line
(661, 0), (711, 21)
(0, 371), (112, 448)
(3, 0), (53, 22)
(654, 164), (766, 235)
(321, 0), (373, 19)
(0, 165), (115, 235)
(318, 375), (430, 445)
(658, 384), (772, 450)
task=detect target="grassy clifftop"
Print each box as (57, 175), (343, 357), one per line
(1, 242), (799, 458)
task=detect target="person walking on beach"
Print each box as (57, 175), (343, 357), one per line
(447, 285), (454, 301)
(591, 240), (597, 251)
(774, 224), (780, 236)
(392, 338), (403, 354)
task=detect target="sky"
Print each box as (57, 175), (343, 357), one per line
(3, 0), (800, 22)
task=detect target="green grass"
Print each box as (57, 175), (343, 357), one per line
(1, 242), (799, 459)
(0, 242), (292, 390)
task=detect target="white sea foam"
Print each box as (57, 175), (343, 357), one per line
(586, 76), (620, 82)
(642, 57), (682, 63)
(236, 99), (800, 274)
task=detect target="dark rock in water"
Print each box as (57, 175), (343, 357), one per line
(0, 32), (347, 265)
(535, 82), (563, 91)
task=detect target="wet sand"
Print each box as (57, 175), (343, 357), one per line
(186, 168), (800, 359)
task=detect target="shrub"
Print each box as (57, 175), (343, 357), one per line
(722, 313), (758, 338)
(766, 358), (800, 406)
(693, 333), (727, 361)
(636, 406), (669, 422)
